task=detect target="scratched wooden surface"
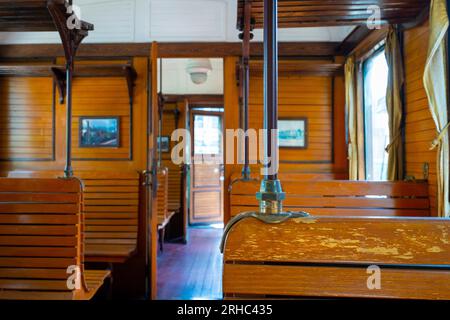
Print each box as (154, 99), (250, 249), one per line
(223, 216), (450, 299)
(224, 217), (450, 265)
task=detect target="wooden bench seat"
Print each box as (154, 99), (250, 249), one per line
(0, 177), (110, 300)
(230, 178), (430, 218)
(1, 171), (141, 263)
(222, 216), (450, 299)
(157, 168), (176, 251)
(76, 171), (141, 263)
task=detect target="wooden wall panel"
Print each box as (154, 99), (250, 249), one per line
(161, 102), (184, 211)
(403, 21), (438, 216)
(246, 70), (348, 175)
(223, 58), (348, 222)
(249, 75), (333, 164)
(72, 77), (131, 160)
(0, 77), (54, 161)
(0, 57), (148, 172)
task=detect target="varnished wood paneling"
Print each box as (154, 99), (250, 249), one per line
(229, 179), (430, 218)
(161, 103), (185, 211)
(249, 74), (333, 165)
(237, 0), (430, 28)
(72, 72), (132, 160)
(0, 77), (54, 161)
(403, 21), (438, 216)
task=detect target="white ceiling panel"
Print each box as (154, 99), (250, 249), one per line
(149, 0), (228, 41)
(0, 0), (354, 44)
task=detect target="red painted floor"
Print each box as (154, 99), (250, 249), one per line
(157, 227), (223, 300)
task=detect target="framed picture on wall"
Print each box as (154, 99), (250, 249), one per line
(79, 117), (120, 148)
(278, 118), (307, 148)
(158, 136), (170, 153)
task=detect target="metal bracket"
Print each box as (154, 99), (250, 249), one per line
(220, 210), (309, 253)
(142, 170), (153, 187)
(228, 176), (259, 193)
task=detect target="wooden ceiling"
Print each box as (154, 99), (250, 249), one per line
(0, 0), (93, 32)
(237, 0), (430, 29)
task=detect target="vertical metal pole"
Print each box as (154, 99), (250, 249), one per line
(256, 0), (285, 214)
(64, 58), (73, 178)
(158, 58), (163, 168)
(241, 0), (252, 179)
(263, 0), (278, 181)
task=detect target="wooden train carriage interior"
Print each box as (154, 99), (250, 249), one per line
(0, 0), (449, 301)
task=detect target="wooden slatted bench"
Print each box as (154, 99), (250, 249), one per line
(76, 171), (141, 263)
(1, 171), (141, 263)
(229, 178), (430, 218)
(166, 162), (184, 215)
(0, 177), (110, 300)
(222, 216), (450, 299)
(157, 168), (176, 252)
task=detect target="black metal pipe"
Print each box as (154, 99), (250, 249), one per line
(64, 58), (73, 178)
(241, 0), (252, 179)
(263, 0), (278, 181)
(243, 60), (250, 173)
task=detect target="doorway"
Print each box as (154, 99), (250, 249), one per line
(156, 58), (224, 300)
(190, 109), (224, 225)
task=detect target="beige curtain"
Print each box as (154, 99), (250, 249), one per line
(345, 56), (358, 180)
(385, 26), (405, 181)
(423, 0), (450, 217)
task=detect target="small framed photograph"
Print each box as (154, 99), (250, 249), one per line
(79, 117), (120, 148)
(278, 118), (307, 148)
(158, 136), (170, 153)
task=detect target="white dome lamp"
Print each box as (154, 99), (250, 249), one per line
(186, 59), (213, 85)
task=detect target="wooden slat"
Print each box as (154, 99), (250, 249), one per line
(224, 217), (450, 265)
(0, 257), (76, 268)
(231, 195), (430, 209)
(0, 236), (77, 246)
(0, 290), (73, 300)
(231, 180), (429, 197)
(0, 247), (77, 257)
(231, 205), (430, 217)
(0, 178), (81, 193)
(224, 264), (450, 300)
(236, 0), (429, 28)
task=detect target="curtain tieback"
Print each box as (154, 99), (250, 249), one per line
(430, 121), (450, 150)
(385, 132), (402, 152)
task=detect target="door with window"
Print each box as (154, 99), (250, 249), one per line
(189, 110), (224, 225)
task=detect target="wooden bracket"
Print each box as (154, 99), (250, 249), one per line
(51, 67), (66, 104)
(124, 65), (138, 106)
(47, 0), (93, 63)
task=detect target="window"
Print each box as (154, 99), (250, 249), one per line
(363, 48), (389, 181)
(193, 114), (222, 155)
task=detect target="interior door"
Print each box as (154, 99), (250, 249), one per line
(189, 110), (224, 225)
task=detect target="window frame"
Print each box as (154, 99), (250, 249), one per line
(361, 44), (389, 181)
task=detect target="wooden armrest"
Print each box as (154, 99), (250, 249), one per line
(74, 269), (111, 300)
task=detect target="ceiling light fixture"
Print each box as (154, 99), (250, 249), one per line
(186, 59), (212, 85)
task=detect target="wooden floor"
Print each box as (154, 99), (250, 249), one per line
(157, 227), (223, 300)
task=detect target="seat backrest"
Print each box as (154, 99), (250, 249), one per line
(0, 177), (84, 300)
(230, 179), (430, 217)
(222, 216), (450, 300)
(165, 163), (183, 212)
(0, 170), (141, 262)
(157, 168), (169, 222)
(76, 171), (140, 261)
